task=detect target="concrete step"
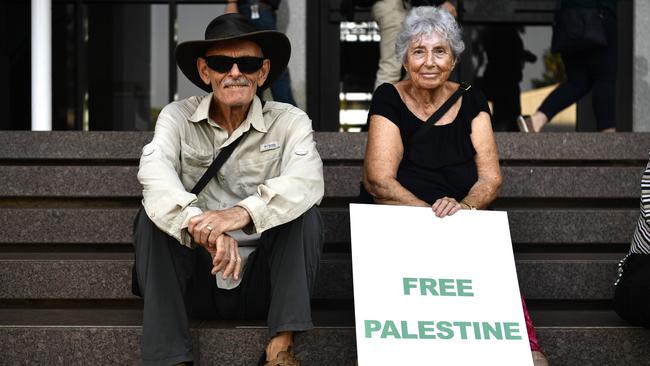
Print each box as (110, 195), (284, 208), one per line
(0, 252), (622, 301)
(0, 207), (638, 245)
(0, 309), (648, 366)
(0, 165), (643, 199)
(1, 131), (649, 161)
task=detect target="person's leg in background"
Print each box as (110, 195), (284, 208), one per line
(589, 9), (618, 132)
(525, 50), (592, 132)
(491, 82), (521, 131)
(372, 0), (408, 89)
(268, 68), (296, 106)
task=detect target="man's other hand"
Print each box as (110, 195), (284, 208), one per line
(210, 233), (242, 280)
(188, 207), (250, 280)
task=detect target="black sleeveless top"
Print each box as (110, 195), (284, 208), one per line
(368, 83), (491, 205)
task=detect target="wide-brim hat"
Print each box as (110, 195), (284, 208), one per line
(175, 13), (291, 92)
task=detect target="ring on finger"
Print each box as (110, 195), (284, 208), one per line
(206, 225), (213, 231)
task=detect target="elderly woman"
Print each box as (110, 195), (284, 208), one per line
(362, 7), (549, 365)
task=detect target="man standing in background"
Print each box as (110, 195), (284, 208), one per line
(372, 0), (457, 89)
(226, 0), (297, 105)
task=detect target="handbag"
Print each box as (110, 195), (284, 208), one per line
(131, 131), (248, 296)
(613, 253), (650, 327)
(551, 3), (607, 53)
(357, 82), (471, 204)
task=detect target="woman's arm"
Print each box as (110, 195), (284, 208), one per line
(461, 111), (503, 209)
(363, 114), (429, 207)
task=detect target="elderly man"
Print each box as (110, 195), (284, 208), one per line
(133, 13), (324, 366)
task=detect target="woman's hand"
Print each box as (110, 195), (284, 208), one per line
(431, 196), (463, 218)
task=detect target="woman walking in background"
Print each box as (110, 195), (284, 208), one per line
(518, 0), (618, 133)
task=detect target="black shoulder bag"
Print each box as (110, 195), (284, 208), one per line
(357, 82), (471, 204)
(614, 253), (650, 327)
(131, 131), (248, 296)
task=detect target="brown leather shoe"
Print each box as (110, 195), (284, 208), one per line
(263, 351), (300, 366)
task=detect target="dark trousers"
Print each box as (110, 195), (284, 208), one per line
(238, 2), (297, 106)
(539, 9), (618, 131)
(133, 207), (323, 365)
(480, 79), (521, 132)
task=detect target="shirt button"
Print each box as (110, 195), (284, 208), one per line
(218, 174), (225, 181)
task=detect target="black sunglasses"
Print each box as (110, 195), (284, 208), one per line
(204, 55), (265, 74)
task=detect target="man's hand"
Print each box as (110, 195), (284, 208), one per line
(441, 1), (458, 17)
(431, 196), (462, 218)
(210, 233), (242, 280)
(188, 206), (250, 280)
(188, 206), (251, 246)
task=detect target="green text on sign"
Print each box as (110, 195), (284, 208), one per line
(403, 277), (474, 297)
(364, 320), (522, 340)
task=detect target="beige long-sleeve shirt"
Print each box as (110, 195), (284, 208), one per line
(137, 94), (324, 288)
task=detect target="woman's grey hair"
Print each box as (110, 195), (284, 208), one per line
(395, 6), (465, 63)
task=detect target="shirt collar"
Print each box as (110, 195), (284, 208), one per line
(188, 93), (212, 124)
(188, 93), (267, 134)
(248, 96), (268, 133)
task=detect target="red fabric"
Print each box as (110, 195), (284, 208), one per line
(521, 295), (542, 351)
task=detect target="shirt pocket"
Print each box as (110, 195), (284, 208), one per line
(180, 142), (213, 184)
(235, 151), (282, 196)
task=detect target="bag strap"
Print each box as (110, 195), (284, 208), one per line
(408, 82), (471, 148)
(190, 132), (247, 195)
(190, 99), (265, 195)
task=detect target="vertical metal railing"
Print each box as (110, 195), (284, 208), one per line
(169, 0), (178, 101)
(31, 0), (53, 131)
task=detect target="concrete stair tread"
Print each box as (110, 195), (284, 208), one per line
(1, 131), (649, 161)
(2, 325), (648, 366)
(0, 308), (637, 327)
(0, 165), (643, 198)
(0, 251), (628, 260)
(0, 252), (624, 300)
(1, 132), (649, 365)
(0, 207), (639, 245)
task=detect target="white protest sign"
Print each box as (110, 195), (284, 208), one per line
(350, 204), (532, 366)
